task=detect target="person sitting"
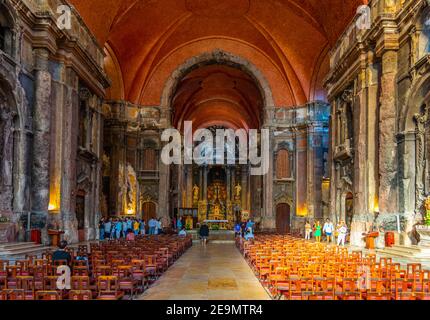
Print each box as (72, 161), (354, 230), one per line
(178, 227), (187, 237)
(126, 228), (136, 241)
(52, 240), (72, 266)
(199, 223), (210, 245)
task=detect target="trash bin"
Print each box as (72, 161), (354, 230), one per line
(30, 229), (41, 244)
(385, 231), (395, 247)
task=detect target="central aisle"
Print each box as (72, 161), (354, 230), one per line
(139, 242), (270, 300)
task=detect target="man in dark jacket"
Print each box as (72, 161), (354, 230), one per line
(199, 223), (210, 245)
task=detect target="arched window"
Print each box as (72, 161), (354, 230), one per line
(276, 149), (291, 179)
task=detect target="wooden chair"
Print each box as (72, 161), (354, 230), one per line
(0, 289), (26, 300)
(36, 291), (62, 300)
(69, 290), (92, 300)
(97, 276), (124, 300)
(16, 276), (35, 300)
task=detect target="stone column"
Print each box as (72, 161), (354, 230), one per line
(262, 128), (275, 229)
(226, 166), (231, 201)
(158, 143), (170, 224)
(60, 67), (79, 243)
(307, 125), (315, 218)
(185, 165), (193, 207)
(203, 166), (208, 201)
(31, 48), (52, 245)
(378, 50), (399, 216)
(241, 166), (248, 210)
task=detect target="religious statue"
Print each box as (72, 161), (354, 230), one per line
(192, 184), (200, 205)
(425, 196), (430, 226)
(234, 183), (242, 201)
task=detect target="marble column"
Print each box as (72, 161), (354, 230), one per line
(203, 166), (208, 201)
(241, 166), (248, 210)
(60, 66), (79, 243)
(31, 48), (52, 245)
(378, 50), (398, 216)
(262, 129), (275, 229)
(158, 150), (171, 224)
(186, 165), (193, 207)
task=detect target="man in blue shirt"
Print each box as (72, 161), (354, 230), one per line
(148, 218), (156, 235)
(104, 218), (112, 239)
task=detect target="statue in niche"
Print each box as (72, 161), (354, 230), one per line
(234, 183), (242, 202)
(414, 104), (429, 216)
(126, 163), (137, 215)
(192, 184), (200, 205)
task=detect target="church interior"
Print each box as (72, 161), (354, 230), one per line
(1, 0), (430, 301)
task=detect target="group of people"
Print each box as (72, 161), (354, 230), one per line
(234, 219), (255, 241)
(98, 216), (164, 241)
(304, 218), (348, 246)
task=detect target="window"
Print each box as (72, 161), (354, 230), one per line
(276, 149), (291, 179)
(0, 6), (13, 56)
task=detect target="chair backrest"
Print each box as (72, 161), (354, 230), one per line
(69, 290), (92, 300)
(97, 276), (119, 292)
(0, 289), (26, 300)
(71, 276), (91, 290)
(36, 291), (62, 300)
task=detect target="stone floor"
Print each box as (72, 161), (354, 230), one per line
(138, 242), (270, 300)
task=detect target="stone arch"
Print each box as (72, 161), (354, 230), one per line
(159, 49), (275, 117)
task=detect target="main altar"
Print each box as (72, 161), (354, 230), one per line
(179, 165), (247, 230)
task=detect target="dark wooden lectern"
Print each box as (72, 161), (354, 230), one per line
(362, 231), (379, 250)
(48, 229), (64, 247)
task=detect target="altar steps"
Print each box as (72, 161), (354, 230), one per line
(0, 242), (49, 259)
(376, 244), (430, 261)
(189, 230), (235, 243)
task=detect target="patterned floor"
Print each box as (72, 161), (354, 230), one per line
(138, 242), (270, 300)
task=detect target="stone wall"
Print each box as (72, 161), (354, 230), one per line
(326, 0), (430, 246)
(0, 0), (108, 244)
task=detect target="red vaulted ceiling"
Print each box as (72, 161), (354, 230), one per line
(69, 0), (367, 129)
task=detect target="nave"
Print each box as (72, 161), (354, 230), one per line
(140, 242), (269, 300)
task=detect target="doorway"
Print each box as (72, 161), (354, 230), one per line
(345, 192), (353, 228)
(276, 203), (291, 234)
(142, 201), (157, 228)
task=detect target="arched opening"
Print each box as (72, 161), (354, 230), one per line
(170, 61), (266, 228)
(276, 203), (291, 234)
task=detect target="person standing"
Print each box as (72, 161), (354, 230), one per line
(133, 219), (140, 236)
(304, 220), (312, 240)
(140, 219), (146, 235)
(323, 218), (334, 243)
(115, 218), (122, 239)
(199, 222), (210, 245)
(314, 221), (322, 243)
(99, 217), (105, 240)
(148, 217), (156, 235)
(337, 221), (348, 246)
(176, 217), (183, 231)
(104, 218), (112, 240)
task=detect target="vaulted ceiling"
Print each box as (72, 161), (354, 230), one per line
(69, 0), (366, 128)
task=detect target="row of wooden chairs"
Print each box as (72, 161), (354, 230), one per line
(0, 235), (192, 300)
(238, 234), (430, 300)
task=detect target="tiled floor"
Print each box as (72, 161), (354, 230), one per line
(138, 242), (270, 300)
